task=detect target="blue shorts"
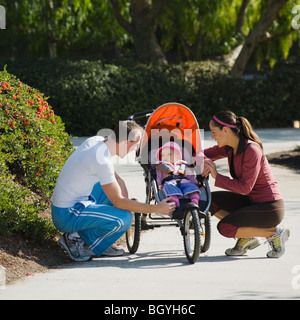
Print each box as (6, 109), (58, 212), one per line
(51, 183), (132, 256)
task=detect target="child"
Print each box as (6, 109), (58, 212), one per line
(155, 141), (201, 207)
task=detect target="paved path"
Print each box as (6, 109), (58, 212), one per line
(0, 128), (300, 300)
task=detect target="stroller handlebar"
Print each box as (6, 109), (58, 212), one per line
(128, 110), (154, 121)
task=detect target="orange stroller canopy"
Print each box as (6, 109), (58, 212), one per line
(139, 102), (201, 157)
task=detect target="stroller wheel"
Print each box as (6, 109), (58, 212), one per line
(183, 207), (201, 264)
(126, 212), (141, 254)
(200, 211), (211, 253)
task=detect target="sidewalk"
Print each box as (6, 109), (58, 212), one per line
(0, 128), (299, 300)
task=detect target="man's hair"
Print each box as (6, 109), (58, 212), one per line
(111, 120), (143, 143)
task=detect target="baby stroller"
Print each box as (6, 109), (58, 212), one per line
(126, 102), (212, 263)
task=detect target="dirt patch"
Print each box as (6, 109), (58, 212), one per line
(266, 150), (300, 171)
(0, 232), (127, 285)
(0, 234), (68, 284)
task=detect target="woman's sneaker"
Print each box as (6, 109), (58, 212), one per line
(266, 226), (290, 258)
(58, 233), (92, 262)
(225, 238), (262, 256)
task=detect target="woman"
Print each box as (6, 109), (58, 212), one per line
(203, 110), (290, 258)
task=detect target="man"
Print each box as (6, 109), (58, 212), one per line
(51, 121), (175, 262)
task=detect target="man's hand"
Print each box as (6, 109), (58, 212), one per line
(156, 197), (176, 216)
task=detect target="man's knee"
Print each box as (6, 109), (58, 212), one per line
(123, 211), (133, 229)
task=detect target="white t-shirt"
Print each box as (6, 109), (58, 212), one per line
(51, 136), (116, 208)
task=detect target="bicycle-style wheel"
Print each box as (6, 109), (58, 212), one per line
(183, 207), (201, 264)
(126, 212), (141, 254)
(199, 211), (211, 253)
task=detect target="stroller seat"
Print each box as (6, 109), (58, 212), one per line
(147, 146), (208, 219)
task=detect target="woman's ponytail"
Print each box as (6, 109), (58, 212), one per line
(238, 116), (263, 150)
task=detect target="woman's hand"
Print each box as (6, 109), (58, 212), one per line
(202, 159), (218, 179)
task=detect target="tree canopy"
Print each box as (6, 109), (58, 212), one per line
(0, 0), (299, 75)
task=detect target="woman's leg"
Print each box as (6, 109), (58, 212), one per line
(214, 209), (230, 220)
(210, 192), (287, 257)
(210, 191), (250, 218)
(217, 199), (285, 238)
(210, 191), (250, 222)
(235, 226), (276, 238)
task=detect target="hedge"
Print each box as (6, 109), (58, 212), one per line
(0, 68), (74, 241)
(1, 58), (300, 137)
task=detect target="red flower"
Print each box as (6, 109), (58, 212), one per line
(1, 82), (8, 90)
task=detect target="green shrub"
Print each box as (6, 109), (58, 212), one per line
(0, 67), (74, 241)
(2, 58), (299, 136)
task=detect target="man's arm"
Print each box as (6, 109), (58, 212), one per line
(102, 181), (175, 215)
(114, 172), (128, 198)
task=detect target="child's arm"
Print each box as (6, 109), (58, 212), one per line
(185, 168), (198, 185)
(156, 167), (163, 187)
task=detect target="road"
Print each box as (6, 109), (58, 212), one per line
(0, 128), (299, 300)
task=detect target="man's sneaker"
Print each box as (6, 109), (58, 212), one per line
(58, 233), (92, 262)
(266, 226), (290, 258)
(225, 238), (262, 256)
(101, 245), (125, 257)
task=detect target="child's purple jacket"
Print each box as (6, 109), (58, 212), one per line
(156, 160), (198, 187)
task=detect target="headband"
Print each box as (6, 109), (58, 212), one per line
(213, 115), (237, 129)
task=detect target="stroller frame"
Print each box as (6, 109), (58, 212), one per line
(126, 103), (212, 263)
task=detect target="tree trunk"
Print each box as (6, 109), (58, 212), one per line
(231, 0), (289, 77)
(110, 0), (168, 66)
(46, 0), (57, 59)
(130, 21), (167, 65)
(235, 0), (250, 34)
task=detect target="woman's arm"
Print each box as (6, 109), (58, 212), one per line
(205, 144), (263, 195)
(204, 145), (227, 161)
(196, 146), (227, 177)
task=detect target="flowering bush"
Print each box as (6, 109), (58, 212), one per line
(0, 67), (74, 240)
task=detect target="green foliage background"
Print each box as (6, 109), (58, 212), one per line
(3, 58), (299, 137)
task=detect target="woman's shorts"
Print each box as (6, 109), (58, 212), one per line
(210, 191), (285, 238)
